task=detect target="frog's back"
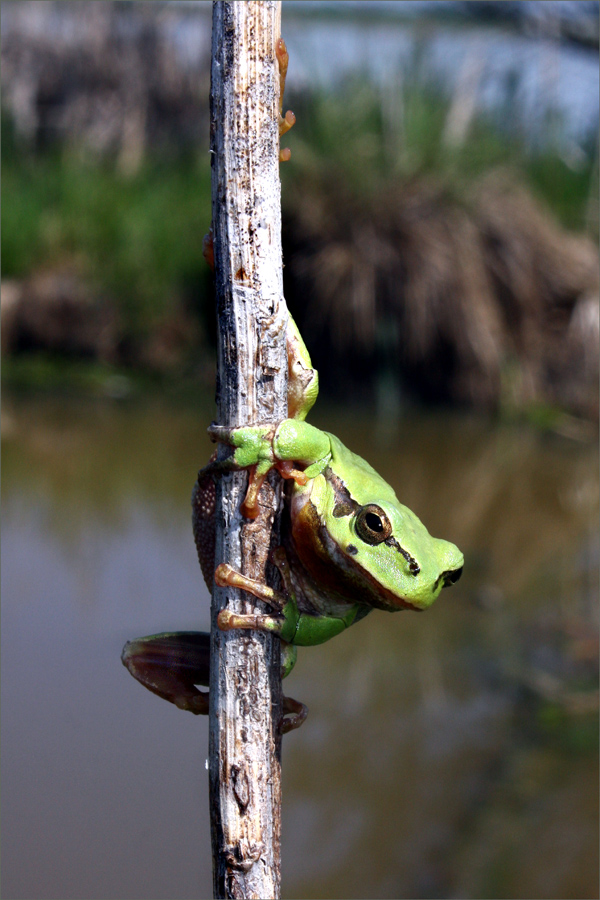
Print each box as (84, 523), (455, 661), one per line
(325, 432), (400, 506)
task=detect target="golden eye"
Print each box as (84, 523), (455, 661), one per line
(355, 504), (392, 545)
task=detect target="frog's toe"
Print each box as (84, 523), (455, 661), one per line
(174, 691), (210, 715)
(276, 37), (289, 73)
(207, 423), (234, 444)
(279, 109), (296, 137)
(280, 695), (308, 734)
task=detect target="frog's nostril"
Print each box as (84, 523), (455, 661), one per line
(442, 566), (463, 587)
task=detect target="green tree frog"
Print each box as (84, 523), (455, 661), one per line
(122, 316), (463, 733)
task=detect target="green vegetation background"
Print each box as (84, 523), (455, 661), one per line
(2, 80), (597, 392)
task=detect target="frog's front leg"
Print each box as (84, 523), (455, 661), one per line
(208, 419), (332, 518)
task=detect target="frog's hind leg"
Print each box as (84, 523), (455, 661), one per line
(122, 632), (210, 715)
(215, 565), (308, 731)
(279, 643), (307, 733)
(122, 630), (308, 734)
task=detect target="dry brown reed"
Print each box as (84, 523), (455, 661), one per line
(283, 170), (599, 417)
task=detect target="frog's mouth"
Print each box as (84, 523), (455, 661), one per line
(436, 567), (463, 590)
(330, 534), (464, 611)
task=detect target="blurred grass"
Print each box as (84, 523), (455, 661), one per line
(282, 79), (596, 232)
(2, 80), (596, 343)
(2, 111), (213, 335)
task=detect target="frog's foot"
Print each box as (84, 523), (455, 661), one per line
(215, 563), (287, 612)
(218, 608), (288, 637)
(242, 458), (308, 518)
(207, 423), (276, 466)
(276, 459), (309, 486)
(240, 465), (269, 519)
(277, 37), (295, 161)
(204, 425), (273, 518)
(123, 630), (307, 733)
(216, 592), (306, 733)
(207, 423), (308, 519)
(216, 562), (301, 646)
(122, 632), (210, 715)
(281, 695), (308, 734)
(279, 112), (296, 162)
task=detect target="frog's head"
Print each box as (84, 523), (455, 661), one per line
(291, 482), (464, 612)
(335, 498), (464, 611)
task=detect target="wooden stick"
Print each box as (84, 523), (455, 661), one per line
(208, 3), (286, 898)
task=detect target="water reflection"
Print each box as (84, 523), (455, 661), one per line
(2, 393), (597, 899)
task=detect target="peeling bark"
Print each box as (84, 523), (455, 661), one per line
(208, 3), (286, 899)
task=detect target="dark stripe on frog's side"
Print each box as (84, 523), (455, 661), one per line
(289, 494), (421, 612)
(328, 468), (420, 576)
(330, 469), (360, 518)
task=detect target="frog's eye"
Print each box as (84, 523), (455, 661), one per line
(355, 504), (392, 545)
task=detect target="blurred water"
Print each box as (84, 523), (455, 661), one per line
(1, 392), (598, 899)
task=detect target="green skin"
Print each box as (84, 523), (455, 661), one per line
(122, 316), (464, 732)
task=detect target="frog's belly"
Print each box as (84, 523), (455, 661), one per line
(283, 535), (359, 618)
(284, 489), (369, 617)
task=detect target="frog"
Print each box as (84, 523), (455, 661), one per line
(122, 313), (464, 733)
(122, 37), (462, 732)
